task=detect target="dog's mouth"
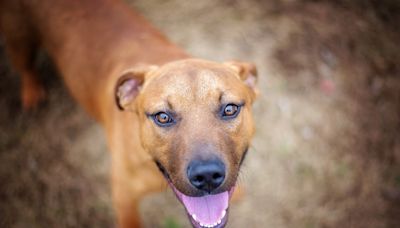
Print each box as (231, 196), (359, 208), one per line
(171, 185), (234, 228)
(156, 161), (233, 228)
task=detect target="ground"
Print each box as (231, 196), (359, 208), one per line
(0, 0), (399, 227)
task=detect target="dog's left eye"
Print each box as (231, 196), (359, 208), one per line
(153, 112), (174, 126)
(221, 104), (241, 119)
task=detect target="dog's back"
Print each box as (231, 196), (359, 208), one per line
(0, 0), (187, 121)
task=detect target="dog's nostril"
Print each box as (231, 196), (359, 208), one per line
(187, 159), (226, 193)
(213, 173), (222, 179)
(195, 175), (204, 183)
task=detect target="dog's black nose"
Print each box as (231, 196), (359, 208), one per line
(187, 159), (226, 193)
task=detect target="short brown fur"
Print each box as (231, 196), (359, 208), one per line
(0, 0), (257, 227)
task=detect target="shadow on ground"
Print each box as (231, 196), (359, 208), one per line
(0, 0), (399, 227)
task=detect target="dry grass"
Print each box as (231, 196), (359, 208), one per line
(0, 0), (399, 227)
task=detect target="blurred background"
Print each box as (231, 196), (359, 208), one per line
(0, 0), (399, 227)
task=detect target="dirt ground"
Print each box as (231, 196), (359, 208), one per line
(1, 0), (399, 227)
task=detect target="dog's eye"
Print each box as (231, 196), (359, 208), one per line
(153, 112), (174, 126)
(224, 104), (238, 116)
(222, 104), (240, 119)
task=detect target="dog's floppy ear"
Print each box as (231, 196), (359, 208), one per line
(115, 65), (158, 110)
(224, 60), (258, 94)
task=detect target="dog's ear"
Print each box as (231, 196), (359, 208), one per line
(224, 61), (258, 94)
(115, 65), (158, 110)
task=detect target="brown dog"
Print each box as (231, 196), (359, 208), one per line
(0, 0), (257, 227)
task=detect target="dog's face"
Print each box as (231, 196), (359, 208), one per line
(116, 59), (257, 228)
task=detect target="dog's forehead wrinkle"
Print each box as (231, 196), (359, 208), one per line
(194, 69), (222, 100)
(147, 67), (229, 109)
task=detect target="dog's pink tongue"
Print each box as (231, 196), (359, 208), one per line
(181, 191), (229, 225)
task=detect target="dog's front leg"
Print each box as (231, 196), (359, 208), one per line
(114, 199), (141, 228)
(112, 160), (165, 228)
(112, 170), (144, 228)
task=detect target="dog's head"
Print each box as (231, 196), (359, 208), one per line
(115, 59), (257, 228)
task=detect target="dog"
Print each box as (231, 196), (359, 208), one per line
(0, 0), (258, 227)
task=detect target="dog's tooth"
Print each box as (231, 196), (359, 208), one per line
(199, 222), (217, 228)
(217, 219), (222, 225)
(191, 214), (197, 221)
(221, 209), (226, 218)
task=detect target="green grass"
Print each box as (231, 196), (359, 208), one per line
(163, 217), (182, 228)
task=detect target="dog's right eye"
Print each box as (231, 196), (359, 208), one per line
(153, 112), (174, 126)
